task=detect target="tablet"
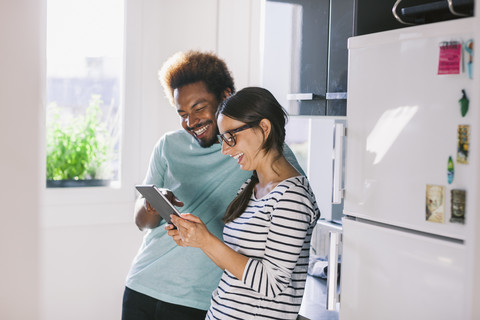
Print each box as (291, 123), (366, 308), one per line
(135, 185), (181, 224)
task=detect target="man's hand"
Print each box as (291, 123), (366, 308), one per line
(135, 189), (184, 231)
(158, 188), (184, 208)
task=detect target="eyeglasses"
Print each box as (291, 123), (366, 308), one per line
(217, 123), (255, 147)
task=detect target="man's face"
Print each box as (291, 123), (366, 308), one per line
(174, 81), (221, 148)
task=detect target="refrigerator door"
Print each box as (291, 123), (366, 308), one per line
(340, 218), (466, 320)
(344, 18), (474, 239)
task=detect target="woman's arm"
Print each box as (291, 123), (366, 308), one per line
(170, 214), (248, 280)
(169, 182), (317, 298)
(236, 185), (315, 298)
(241, 201), (311, 297)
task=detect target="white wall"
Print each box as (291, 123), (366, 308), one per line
(138, 0), (263, 169)
(0, 0), (43, 319)
(40, 1), (262, 319)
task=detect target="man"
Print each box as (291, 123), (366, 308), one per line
(122, 51), (303, 320)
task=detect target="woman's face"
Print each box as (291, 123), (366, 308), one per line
(217, 114), (265, 171)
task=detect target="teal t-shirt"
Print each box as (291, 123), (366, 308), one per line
(126, 129), (304, 310)
(126, 130), (251, 310)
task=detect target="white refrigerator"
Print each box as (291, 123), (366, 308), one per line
(340, 17), (478, 319)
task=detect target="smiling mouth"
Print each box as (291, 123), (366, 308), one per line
(232, 153), (244, 161)
(189, 123), (210, 137)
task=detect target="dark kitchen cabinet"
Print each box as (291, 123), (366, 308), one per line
(355, 0), (474, 36)
(261, 0), (354, 116)
(354, 0), (407, 35)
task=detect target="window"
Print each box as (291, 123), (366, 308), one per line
(46, 0), (124, 187)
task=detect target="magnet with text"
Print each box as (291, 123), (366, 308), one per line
(450, 189), (466, 224)
(438, 41), (462, 75)
(458, 89), (469, 117)
(447, 156), (454, 184)
(464, 39), (473, 79)
(426, 184), (445, 223)
(457, 124), (470, 164)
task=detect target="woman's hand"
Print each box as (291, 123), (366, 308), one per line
(165, 223), (184, 246)
(168, 213), (249, 279)
(169, 213), (212, 248)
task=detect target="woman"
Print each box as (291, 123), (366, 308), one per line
(168, 87), (320, 319)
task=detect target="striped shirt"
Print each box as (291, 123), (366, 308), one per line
(207, 176), (320, 320)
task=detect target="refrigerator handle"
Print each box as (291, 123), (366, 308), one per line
(326, 231), (340, 310)
(332, 123), (345, 204)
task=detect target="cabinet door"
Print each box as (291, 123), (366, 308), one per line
(262, 0), (330, 116)
(354, 0), (406, 35)
(326, 0), (354, 116)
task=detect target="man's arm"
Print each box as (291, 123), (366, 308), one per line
(134, 190), (184, 231)
(134, 196), (161, 231)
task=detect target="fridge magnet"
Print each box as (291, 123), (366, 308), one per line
(457, 124), (470, 164)
(438, 41), (462, 75)
(426, 185), (445, 223)
(458, 89), (469, 117)
(447, 156), (454, 184)
(464, 39), (473, 79)
(450, 189), (466, 224)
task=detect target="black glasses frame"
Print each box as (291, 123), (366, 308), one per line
(218, 123), (255, 147)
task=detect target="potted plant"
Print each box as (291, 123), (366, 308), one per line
(46, 95), (115, 187)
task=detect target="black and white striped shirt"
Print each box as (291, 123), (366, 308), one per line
(207, 176), (320, 320)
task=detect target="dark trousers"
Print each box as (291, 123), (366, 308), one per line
(122, 286), (207, 320)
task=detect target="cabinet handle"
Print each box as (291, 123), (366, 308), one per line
(392, 0), (415, 25)
(326, 92), (347, 100)
(286, 93), (314, 101)
(447, 0), (469, 16)
(286, 92), (347, 101)
(326, 231), (340, 311)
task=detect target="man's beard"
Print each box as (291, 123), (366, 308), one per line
(196, 134), (219, 148)
(187, 120), (219, 148)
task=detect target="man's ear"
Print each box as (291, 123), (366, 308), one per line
(259, 118), (271, 138)
(222, 88), (232, 100)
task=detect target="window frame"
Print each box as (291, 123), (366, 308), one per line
(41, 0), (142, 226)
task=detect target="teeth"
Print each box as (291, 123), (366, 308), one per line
(232, 153), (244, 160)
(194, 125), (208, 136)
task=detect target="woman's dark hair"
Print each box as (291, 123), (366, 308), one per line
(158, 50), (235, 106)
(218, 87), (288, 223)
